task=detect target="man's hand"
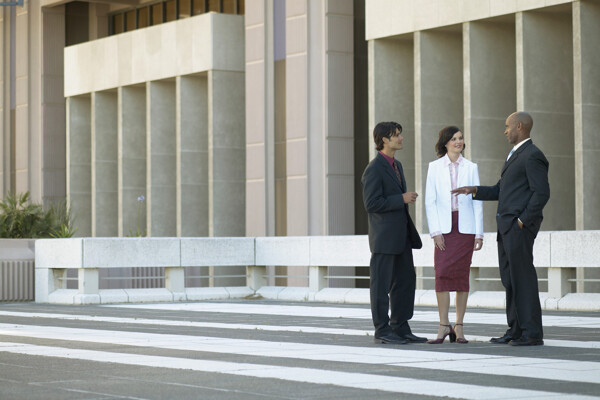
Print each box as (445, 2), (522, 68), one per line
(403, 192), (418, 204)
(474, 238), (483, 251)
(433, 235), (445, 251)
(450, 186), (476, 195)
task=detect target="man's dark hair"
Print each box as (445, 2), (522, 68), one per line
(373, 121), (402, 151)
(435, 125), (464, 157)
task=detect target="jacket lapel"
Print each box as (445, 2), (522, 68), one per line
(501, 140), (532, 176)
(377, 153), (404, 192)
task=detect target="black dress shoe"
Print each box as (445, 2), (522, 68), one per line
(374, 333), (409, 344)
(400, 333), (428, 343)
(509, 337), (544, 346)
(490, 333), (516, 344)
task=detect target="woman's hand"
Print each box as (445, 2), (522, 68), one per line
(474, 238), (483, 251)
(433, 235), (445, 251)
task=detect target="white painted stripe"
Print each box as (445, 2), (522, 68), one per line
(106, 302), (600, 328)
(1, 310), (599, 349)
(0, 342), (595, 400)
(1, 323), (599, 384)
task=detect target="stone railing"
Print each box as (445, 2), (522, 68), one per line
(34, 231), (600, 310)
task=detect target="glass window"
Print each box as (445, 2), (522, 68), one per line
(179, 0), (191, 18)
(165, 0), (177, 21)
(208, 0), (220, 12)
(126, 10), (136, 31)
(223, 0), (235, 14)
(151, 4), (163, 25)
(113, 13), (124, 34)
(193, 0), (206, 15)
(138, 7), (149, 28)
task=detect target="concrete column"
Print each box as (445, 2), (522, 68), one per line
(245, 0), (275, 238)
(208, 70), (245, 286)
(573, 1), (600, 230)
(0, 7), (5, 196)
(177, 76), (208, 237)
(517, 9), (574, 230)
(91, 91), (118, 237)
(14, 4), (30, 195)
(119, 86), (146, 237)
(41, 6), (66, 205)
(463, 20), (516, 232)
(66, 95), (91, 237)
(208, 70), (245, 237)
(368, 37), (415, 206)
(414, 29), (463, 231)
(147, 80), (176, 237)
(573, 0), (600, 293)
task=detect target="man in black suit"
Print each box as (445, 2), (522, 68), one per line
(452, 111), (550, 346)
(361, 121), (426, 345)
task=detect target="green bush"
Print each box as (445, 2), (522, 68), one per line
(0, 191), (77, 238)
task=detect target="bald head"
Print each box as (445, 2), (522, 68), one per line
(504, 111), (534, 145)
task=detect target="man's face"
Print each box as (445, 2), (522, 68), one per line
(504, 116), (520, 145)
(383, 129), (403, 151)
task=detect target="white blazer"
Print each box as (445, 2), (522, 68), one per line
(425, 155), (483, 236)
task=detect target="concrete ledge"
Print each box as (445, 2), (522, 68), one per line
(83, 238), (180, 268)
(255, 237), (310, 266)
(277, 287), (311, 302)
(256, 286), (286, 300)
(343, 288), (370, 304)
(181, 238), (255, 266)
(314, 288), (353, 303)
(557, 293), (600, 311)
(100, 289), (129, 304)
(124, 288), (174, 303)
(48, 289), (80, 304)
(465, 291), (506, 309)
(309, 236), (371, 266)
(225, 287), (255, 299)
(186, 287), (231, 301)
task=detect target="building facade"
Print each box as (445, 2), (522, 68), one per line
(0, 0), (598, 290)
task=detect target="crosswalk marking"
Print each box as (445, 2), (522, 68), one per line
(1, 342), (597, 400)
(107, 302), (600, 328)
(1, 310), (598, 349)
(1, 323), (599, 384)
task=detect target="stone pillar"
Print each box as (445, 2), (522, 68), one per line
(66, 95), (92, 236)
(0, 7), (6, 196)
(208, 69), (245, 286)
(573, 0), (600, 293)
(119, 86), (146, 237)
(463, 20), (516, 232)
(573, 1), (600, 231)
(245, 0), (275, 238)
(41, 6), (66, 206)
(177, 76), (208, 237)
(368, 37), (415, 208)
(414, 29), (463, 231)
(147, 80), (176, 237)
(14, 4), (31, 195)
(91, 91), (118, 237)
(516, 10), (574, 231)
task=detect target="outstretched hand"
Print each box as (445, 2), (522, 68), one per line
(450, 186), (476, 195)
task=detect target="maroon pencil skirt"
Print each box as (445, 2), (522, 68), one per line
(434, 211), (475, 292)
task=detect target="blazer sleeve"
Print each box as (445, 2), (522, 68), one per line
(425, 162), (441, 235)
(361, 163), (405, 214)
(472, 163), (484, 236)
(519, 151), (550, 226)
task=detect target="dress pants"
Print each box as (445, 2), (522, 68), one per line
(497, 221), (543, 339)
(369, 238), (416, 337)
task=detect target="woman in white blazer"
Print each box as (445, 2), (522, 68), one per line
(425, 126), (483, 344)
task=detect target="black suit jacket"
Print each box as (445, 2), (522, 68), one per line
(361, 153), (422, 254)
(475, 140), (550, 235)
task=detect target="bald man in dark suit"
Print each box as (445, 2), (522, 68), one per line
(452, 111), (550, 346)
(361, 121), (425, 345)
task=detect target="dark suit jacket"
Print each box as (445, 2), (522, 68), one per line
(475, 140), (550, 235)
(361, 153), (422, 254)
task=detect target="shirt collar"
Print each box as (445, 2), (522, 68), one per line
(379, 151), (396, 167)
(511, 138), (531, 152)
(443, 153), (463, 167)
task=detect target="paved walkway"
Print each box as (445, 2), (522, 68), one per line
(0, 300), (599, 399)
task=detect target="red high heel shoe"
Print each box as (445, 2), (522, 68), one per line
(454, 323), (469, 344)
(427, 324), (456, 344)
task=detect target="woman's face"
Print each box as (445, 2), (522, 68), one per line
(445, 131), (464, 155)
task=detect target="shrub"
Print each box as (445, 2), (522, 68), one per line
(0, 191), (77, 238)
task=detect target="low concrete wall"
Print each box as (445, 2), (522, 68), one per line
(33, 231), (600, 309)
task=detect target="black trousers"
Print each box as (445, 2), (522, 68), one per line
(497, 222), (543, 339)
(369, 242), (416, 337)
